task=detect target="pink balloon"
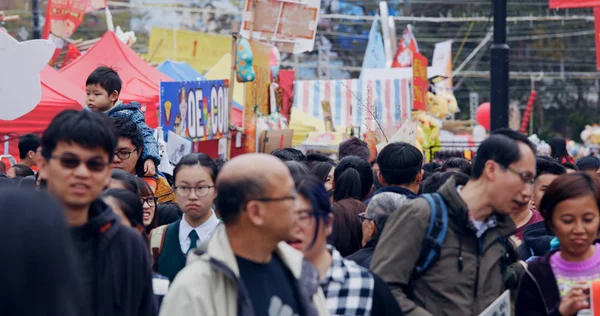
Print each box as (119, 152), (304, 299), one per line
(476, 102), (491, 130)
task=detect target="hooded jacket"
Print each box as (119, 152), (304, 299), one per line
(371, 178), (516, 316)
(159, 225), (330, 316)
(515, 248), (562, 316)
(70, 199), (157, 316)
(0, 189), (87, 316)
(104, 101), (160, 166)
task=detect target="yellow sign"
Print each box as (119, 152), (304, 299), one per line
(243, 40), (272, 152)
(146, 27), (232, 73)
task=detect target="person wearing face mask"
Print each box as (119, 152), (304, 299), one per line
(289, 175), (403, 316)
(149, 153), (220, 282)
(516, 172), (600, 316)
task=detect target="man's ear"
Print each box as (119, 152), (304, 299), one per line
(377, 171), (387, 186)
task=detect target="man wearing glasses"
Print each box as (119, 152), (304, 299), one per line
(371, 129), (536, 316)
(38, 110), (157, 316)
(112, 117), (175, 204)
(160, 154), (329, 316)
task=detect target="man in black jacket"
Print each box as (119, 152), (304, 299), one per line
(38, 110), (157, 316)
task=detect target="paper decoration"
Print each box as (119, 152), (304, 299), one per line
(392, 24), (419, 68)
(361, 19), (386, 71)
(376, 119), (417, 152)
(240, 0), (321, 54)
(0, 32), (55, 120)
(412, 53), (429, 111)
(167, 131), (192, 165)
(432, 40), (453, 94)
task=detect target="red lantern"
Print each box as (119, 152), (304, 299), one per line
(476, 102), (491, 130)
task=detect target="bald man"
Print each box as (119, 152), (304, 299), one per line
(160, 154), (329, 316)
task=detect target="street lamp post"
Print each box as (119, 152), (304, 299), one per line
(32, 0), (41, 39)
(490, 0), (509, 131)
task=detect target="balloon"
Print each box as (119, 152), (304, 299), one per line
(472, 125), (486, 142)
(476, 102), (491, 130)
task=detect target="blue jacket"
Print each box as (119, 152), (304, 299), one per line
(364, 186), (418, 205)
(89, 101), (160, 166)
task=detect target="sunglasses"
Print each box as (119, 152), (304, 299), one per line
(50, 155), (109, 172)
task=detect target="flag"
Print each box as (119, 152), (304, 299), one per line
(361, 19), (386, 71)
(432, 40), (453, 94)
(392, 24), (419, 68)
(42, 0), (106, 40)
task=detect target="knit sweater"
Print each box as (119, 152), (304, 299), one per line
(550, 245), (600, 299)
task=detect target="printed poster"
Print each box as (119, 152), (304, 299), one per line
(160, 80), (230, 142)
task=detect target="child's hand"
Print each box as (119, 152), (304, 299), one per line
(144, 159), (156, 177)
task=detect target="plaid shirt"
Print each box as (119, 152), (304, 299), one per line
(321, 246), (374, 316)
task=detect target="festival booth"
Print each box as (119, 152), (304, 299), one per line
(0, 66), (84, 158)
(59, 31), (172, 128)
(157, 60), (206, 82)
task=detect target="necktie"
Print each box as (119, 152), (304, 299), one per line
(187, 230), (199, 254)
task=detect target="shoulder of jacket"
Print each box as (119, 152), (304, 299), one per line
(391, 197), (432, 221)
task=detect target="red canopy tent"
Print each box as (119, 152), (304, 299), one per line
(0, 66), (83, 159)
(60, 31), (172, 128)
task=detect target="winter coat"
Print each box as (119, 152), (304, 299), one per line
(364, 185), (418, 205)
(371, 178), (517, 316)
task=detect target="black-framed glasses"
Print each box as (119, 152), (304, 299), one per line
(174, 185), (214, 197)
(114, 149), (138, 160)
(358, 212), (373, 223)
(295, 210), (314, 228)
(505, 166), (535, 185)
(142, 197), (157, 207)
(50, 154), (109, 172)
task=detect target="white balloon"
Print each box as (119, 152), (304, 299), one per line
(0, 32), (55, 120)
(473, 125), (487, 142)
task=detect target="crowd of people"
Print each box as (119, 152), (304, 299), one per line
(1, 66), (600, 316)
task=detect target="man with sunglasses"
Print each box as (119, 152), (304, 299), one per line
(160, 154), (328, 316)
(39, 110), (157, 316)
(371, 129), (536, 316)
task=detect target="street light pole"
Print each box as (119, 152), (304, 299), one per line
(490, 0), (509, 131)
(32, 0), (41, 39)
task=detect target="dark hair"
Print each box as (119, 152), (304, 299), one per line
(377, 142), (423, 186)
(535, 156), (566, 180)
(18, 134), (40, 159)
(576, 156), (600, 172)
(41, 110), (117, 163)
(86, 66), (122, 95)
(339, 137), (370, 161)
(472, 134), (532, 179)
(285, 161), (310, 183)
(333, 156), (373, 202)
(136, 178), (158, 233)
(562, 162), (579, 171)
(110, 169), (139, 194)
(270, 148), (307, 162)
(491, 128), (536, 154)
(539, 172), (600, 231)
(330, 198), (365, 257)
(311, 161), (335, 183)
(215, 175), (269, 225)
(173, 153), (218, 184)
(306, 153), (334, 165)
(157, 202), (183, 226)
(9, 164), (34, 178)
(296, 175), (332, 248)
(441, 158), (472, 175)
(214, 158), (227, 174)
(112, 117), (143, 150)
(548, 137), (569, 161)
(423, 162), (441, 173)
(421, 172), (470, 194)
(0, 189), (85, 315)
(102, 189), (144, 228)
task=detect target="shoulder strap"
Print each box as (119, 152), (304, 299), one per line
(406, 193), (449, 297)
(150, 225), (168, 264)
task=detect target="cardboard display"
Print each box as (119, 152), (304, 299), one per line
(258, 129), (293, 153)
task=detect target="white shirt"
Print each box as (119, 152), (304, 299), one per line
(178, 212), (220, 254)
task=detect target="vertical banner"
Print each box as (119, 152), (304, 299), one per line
(595, 7), (600, 71)
(243, 40), (272, 152)
(160, 80), (230, 142)
(43, 0), (106, 39)
(432, 40), (453, 94)
(412, 53), (428, 111)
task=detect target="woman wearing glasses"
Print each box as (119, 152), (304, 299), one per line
(149, 153), (220, 282)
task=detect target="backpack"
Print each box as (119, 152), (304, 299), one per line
(405, 193), (520, 297)
(405, 193), (449, 298)
(150, 225), (169, 265)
